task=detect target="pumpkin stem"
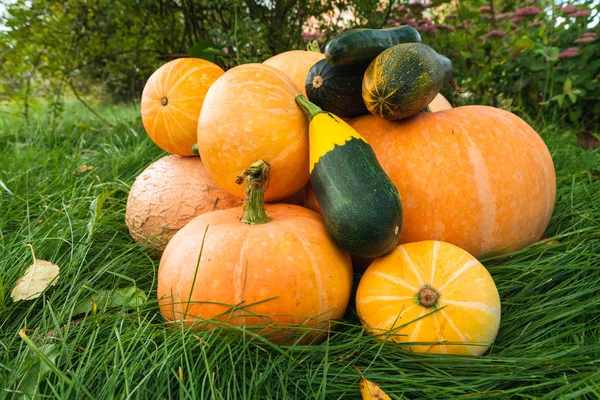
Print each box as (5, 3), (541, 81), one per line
(191, 143), (199, 155)
(295, 95), (323, 121)
(236, 160), (272, 225)
(448, 79), (464, 93)
(417, 286), (439, 308)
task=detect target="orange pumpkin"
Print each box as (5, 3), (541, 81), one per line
(157, 160), (353, 344)
(263, 50), (325, 96)
(197, 64), (309, 201)
(125, 155), (241, 252)
(356, 240), (501, 356)
(141, 58), (224, 156)
(428, 93), (452, 112)
(350, 106), (556, 257)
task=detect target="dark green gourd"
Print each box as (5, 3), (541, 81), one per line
(305, 59), (370, 118)
(324, 26), (421, 66)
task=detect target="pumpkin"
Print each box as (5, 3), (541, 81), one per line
(157, 160), (353, 344)
(350, 106), (556, 257)
(197, 64), (309, 201)
(428, 93), (452, 112)
(125, 155), (241, 252)
(263, 50), (325, 96)
(356, 240), (501, 356)
(141, 58), (224, 156)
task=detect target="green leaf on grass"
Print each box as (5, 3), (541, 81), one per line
(17, 344), (59, 400)
(73, 286), (147, 315)
(87, 189), (116, 241)
(0, 179), (14, 195)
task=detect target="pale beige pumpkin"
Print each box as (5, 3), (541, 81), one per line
(263, 50), (325, 96)
(428, 93), (452, 112)
(125, 155), (241, 252)
(356, 240), (501, 356)
(141, 58), (224, 156)
(197, 63), (309, 201)
(350, 106), (556, 257)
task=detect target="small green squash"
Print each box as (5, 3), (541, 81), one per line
(305, 59), (370, 119)
(362, 43), (460, 121)
(324, 26), (421, 66)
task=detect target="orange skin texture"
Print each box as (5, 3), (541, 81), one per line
(428, 93), (452, 112)
(263, 50), (325, 96)
(356, 240), (501, 356)
(125, 155), (241, 252)
(141, 58), (224, 156)
(197, 64), (309, 201)
(157, 204), (353, 344)
(350, 106), (556, 257)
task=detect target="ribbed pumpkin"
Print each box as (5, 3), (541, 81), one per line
(197, 64), (309, 201)
(157, 161), (353, 344)
(125, 155), (241, 252)
(263, 50), (325, 96)
(141, 58), (224, 156)
(356, 240), (501, 356)
(350, 106), (556, 257)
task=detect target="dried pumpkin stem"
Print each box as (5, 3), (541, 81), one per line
(295, 94), (323, 121)
(448, 79), (464, 93)
(417, 286), (439, 308)
(236, 160), (272, 225)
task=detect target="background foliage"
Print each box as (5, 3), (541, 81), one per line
(1, 0), (599, 130)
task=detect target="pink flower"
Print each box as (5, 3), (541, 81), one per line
(402, 18), (419, 28)
(423, 3), (434, 8)
(436, 23), (456, 31)
(574, 32), (597, 43)
(497, 12), (512, 19)
(486, 29), (506, 38)
(445, 13), (457, 19)
(479, 6), (492, 13)
(409, 1), (425, 8)
(570, 10), (591, 18)
(512, 15), (525, 23)
(393, 4), (406, 12)
(558, 47), (580, 58)
(302, 29), (324, 41)
(514, 7), (541, 16)
(531, 20), (544, 26)
(560, 5), (578, 13)
(386, 19), (400, 27)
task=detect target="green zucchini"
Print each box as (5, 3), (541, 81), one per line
(305, 59), (370, 118)
(362, 43), (459, 121)
(324, 26), (421, 66)
(295, 95), (403, 258)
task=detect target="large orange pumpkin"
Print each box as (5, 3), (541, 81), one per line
(157, 161), (353, 344)
(356, 240), (501, 356)
(141, 58), (224, 156)
(263, 50), (325, 96)
(350, 106), (556, 257)
(125, 155), (241, 252)
(197, 64), (309, 201)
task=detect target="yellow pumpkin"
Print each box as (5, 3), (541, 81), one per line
(141, 58), (224, 156)
(356, 240), (501, 356)
(263, 50), (325, 96)
(197, 64), (309, 201)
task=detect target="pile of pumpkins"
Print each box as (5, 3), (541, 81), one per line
(126, 26), (556, 355)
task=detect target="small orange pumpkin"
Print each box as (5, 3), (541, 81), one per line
(197, 63), (309, 201)
(356, 240), (501, 356)
(350, 106), (556, 257)
(125, 155), (241, 252)
(157, 160), (353, 344)
(141, 58), (224, 156)
(263, 50), (326, 96)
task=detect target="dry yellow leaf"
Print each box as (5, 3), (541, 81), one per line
(10, 244), (60, 301)
(354, 366), (391, 400)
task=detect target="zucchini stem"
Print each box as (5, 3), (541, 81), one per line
(236, 160), (272, 225)
(295, 95), (323, 121)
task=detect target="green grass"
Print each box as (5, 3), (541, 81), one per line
(1, 102), (599, 399)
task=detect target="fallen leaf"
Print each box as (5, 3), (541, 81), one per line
(354, 365), (391, 400)
(575, 131), (600, 150)
(17, 343), (59, 399)
(76, 165), (94, 174)
(10, 245), (60, 302)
